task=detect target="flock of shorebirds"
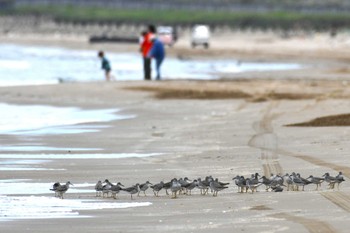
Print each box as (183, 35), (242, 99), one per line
(50, 171), (345, 199)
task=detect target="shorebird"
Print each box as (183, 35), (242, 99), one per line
(150, 181), (164, 197)
(122, 184), (139, 200)
(260, 176), (272, 191)
(271, 174), (284, 186)
(138, 181), (152, 196)
(183, 180), (197, 195)
(209, 180), (228, 196)
(289, 173), (306, 191)
(323, 172), (337, 189)
(306, 175), (324, 191)
(283, 173), (293, 191)
(232, 175), (247, 193)
(178, 177), (191, 194)
(197, 178), (209, 195)
(55, 181), (73, 199)
(214, 178), (229, 186)
(170, 178), (182, 198)
(102, 179), (112, 197)
(163, 181), (172, 195)
(271, 185), (284, 192)
(335, 171), (345, 190)
(246, 177), (261, 193)
(107, 181), (124, 199)
(50, 182), (61, 197)
(247, 173), (261, 193)
(269, 173), (277, 181)
(95, 180), (103, 197)
(297, 173), (312, 191)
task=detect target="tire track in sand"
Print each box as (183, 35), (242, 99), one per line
(277, 148), (350, 179)
(248, 101), (284, 176)
(321, 191), (350, 212)
(247, 101), (339, 233)
(270, 213), (337, 233)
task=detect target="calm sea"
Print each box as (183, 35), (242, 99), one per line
(0, 43), (301, 86)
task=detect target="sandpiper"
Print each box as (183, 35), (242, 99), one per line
(108, 181), (124, 199)
(232, 176), (247, 193)
(50, 182), (61, 197)
(122, 183), (139, 200)
(260, 176), (272, 191)
(163, 181), (172, 195)
(138, 181), (152, 196)
(170, 178), (182, 198)
(306, 175), (324, 191)
(95, 180), (103, 197)
(184, 180), (198, 195)
(335, 171), (345, 190)
(150, 181), (164, 197)
(209, 180), (228, 196)
(102, 179), (112, 198)
(283, 173), (293, 191)
(55, 181), (73, 199)
(246, 177), (261, 193)
(323, 172), (337, 189)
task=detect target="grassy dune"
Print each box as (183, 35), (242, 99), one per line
(3, 5), (350, 30)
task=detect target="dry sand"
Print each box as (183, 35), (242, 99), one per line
(1, 31), (350, 233)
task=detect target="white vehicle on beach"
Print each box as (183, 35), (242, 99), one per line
(191, 25), (210, 49)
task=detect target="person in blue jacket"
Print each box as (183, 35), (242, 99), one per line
(148, 37), (165, 80)
(98, 51), (114, 81)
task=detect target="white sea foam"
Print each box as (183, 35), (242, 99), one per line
(0, 195), (152, 220)
(0, 103), (134, 135)
(0, 60), (30, 69)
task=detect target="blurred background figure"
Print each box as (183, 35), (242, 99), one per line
(139, 30), (147, 49)
(148, 37), (165, 81)
(140, 25), (156, 80)
(98, 51), (114, 81)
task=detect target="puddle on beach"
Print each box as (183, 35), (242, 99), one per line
(0, 180), (97, 195)
(0, 103), (134, 135)
(0, 195), (152, 220)
(0, 179), (152, 220)
(0, 44), (302, 85)
(0, 153), (161, 159)
(0, 152), (160, 172)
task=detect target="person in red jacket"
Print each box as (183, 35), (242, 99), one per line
(141, 25), (156, 80)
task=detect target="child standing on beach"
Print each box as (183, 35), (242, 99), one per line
(98, 51), (114, 81)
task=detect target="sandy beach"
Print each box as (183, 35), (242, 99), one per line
(1, 30), (350, 233)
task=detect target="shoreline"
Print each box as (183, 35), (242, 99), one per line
(2, 29), (350, 62)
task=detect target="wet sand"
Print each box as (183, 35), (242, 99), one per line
(1, 32), (350, 233)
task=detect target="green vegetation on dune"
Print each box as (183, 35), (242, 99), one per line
(4, 5), (350, 30)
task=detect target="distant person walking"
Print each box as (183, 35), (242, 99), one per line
(98, 51), (114, 81)
(148, 37), (165, 80)
(140, 25), (156, 80)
